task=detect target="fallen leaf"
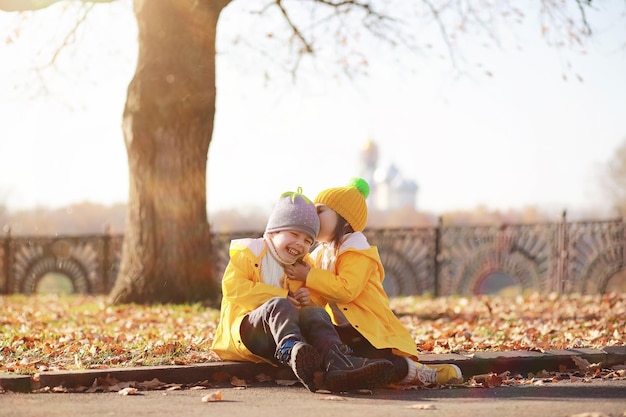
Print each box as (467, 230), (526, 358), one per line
(471, 373), (503, 387)
(107, 381), (135, 392)
(3, 293), (626, 384)
(255, 373), (273, 382)
(118, 387), (140, 396)
(571, 356), (592, 371)
(534, 369), (552, 378)
(230, 376), (247, 387)
(192, 380), (212, 388)
(275, 379), (298, 386)
(201, 390), (223, 402)
(137, 378), (166, 390)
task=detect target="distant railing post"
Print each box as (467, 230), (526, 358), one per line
(102, 224), (111, 293)
(2, 226), (11, 295)
(434, 216), (442, 297)
(623, 217), (626, 273)
(4, 216), (624, 297)
(558, 210), (569, 294)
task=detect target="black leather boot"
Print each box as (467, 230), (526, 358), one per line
(322, 344), (394, 392)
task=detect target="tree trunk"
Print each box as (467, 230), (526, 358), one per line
(109, 0), (230, 304)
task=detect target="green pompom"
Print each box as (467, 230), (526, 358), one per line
(348, 177), (370, 199)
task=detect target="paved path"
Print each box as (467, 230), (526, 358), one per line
(3, 380), (626, 417)
(2, 346), (625, 417)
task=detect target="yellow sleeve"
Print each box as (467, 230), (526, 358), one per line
(306, 250), (377, 303)
(222, 248), (288, 311)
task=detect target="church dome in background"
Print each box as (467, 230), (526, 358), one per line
(361, 138), (379, 165)
(374, 163), (399, 184)
(375, 163), (418, 190)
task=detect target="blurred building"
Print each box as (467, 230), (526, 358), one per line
(358, 139), (419, 211)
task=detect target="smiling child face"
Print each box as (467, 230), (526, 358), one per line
(270, 230), (314, 264)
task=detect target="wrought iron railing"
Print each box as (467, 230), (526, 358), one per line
(1, 214), (624, 296)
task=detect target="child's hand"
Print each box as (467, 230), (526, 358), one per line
(286, 292), (301, 307)
(284, 260), (310, 282)
(291, 287), (312, 307)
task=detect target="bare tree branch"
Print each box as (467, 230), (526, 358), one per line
(261, 0), (403, 78)
(574, 0), (592, 35)
(275, 0), (314, 53)
(422, 0), (457, 68)
(47, 3), (96, 65)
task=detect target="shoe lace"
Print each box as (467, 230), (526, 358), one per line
(416, 365), (438, 384)
(325, 344), (356, 370)
(337, 345), (354, 355)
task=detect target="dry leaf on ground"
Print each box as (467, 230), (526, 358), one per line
(118, 387), (140, 395)
(230, 376), (247, 387)
(275, 379), (298, 386)
(1, 293), (624, 387)
(201, 390), (223, 402)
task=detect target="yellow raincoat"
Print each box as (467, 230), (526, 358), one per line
(307, 232), (419, 359)
(211, 237), (310, 363)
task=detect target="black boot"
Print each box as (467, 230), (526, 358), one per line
(276, 340), (322, 392)
(322, 344), (394, 392)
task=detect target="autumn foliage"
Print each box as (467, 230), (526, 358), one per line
(1, 292), (624, 378)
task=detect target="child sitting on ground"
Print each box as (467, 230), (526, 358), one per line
(284, 178), (463, 387)
(211, 187), (393, 392)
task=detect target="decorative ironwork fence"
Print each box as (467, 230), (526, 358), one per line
(1, 214), (624, 296)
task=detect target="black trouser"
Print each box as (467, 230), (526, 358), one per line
(335, 323), (408, 383)
(240, 297), (343, 364)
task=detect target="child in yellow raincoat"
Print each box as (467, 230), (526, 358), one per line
(285, 179), (463, 387)
(211, 187), (393, 392)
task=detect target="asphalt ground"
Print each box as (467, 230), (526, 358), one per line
(3, 380), (626, 417)
(2, 346), (625, 417)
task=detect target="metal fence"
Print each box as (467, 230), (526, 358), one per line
(2, 214), (624, 296)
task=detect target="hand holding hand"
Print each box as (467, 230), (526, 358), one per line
(284, 260), (311, 282)
(286, 292), (301, 307)
(291, 287), (312, 307)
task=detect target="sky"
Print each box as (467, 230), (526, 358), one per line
(1, 1), (625, 220)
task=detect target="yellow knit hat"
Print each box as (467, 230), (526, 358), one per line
(315, 178), (369, 232)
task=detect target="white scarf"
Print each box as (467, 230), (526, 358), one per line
(318, 243), (338, 272)
(261, 233), (291, 289)
(315, 232), (369, 272)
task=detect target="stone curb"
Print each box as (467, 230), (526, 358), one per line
(2, 347), (624, 393)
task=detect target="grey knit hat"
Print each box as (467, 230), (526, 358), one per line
(265, 187), (320, 241)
